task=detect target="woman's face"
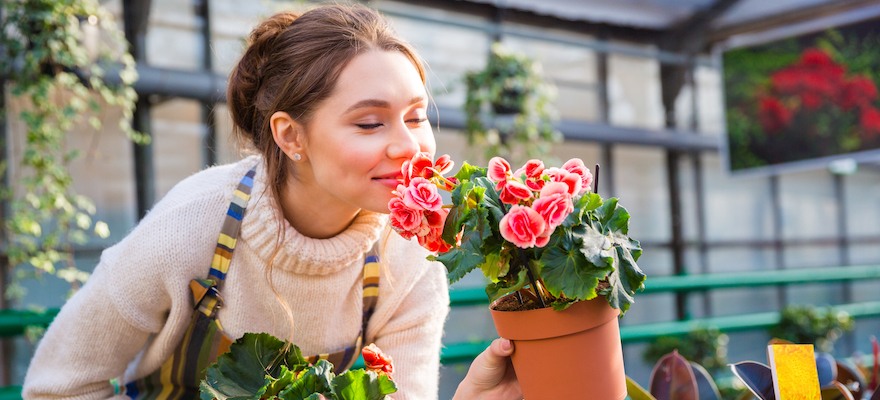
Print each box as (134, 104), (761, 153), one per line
(299, 49), (435, 215)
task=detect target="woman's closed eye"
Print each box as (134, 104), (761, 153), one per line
(356, 122), (384, 130)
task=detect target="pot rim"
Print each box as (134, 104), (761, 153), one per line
(490, 295), (620, 340)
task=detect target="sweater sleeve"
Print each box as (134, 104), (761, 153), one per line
(370, 244), (450, 400)
(22, 280), (149, 400)
(23, 164), (235, 399)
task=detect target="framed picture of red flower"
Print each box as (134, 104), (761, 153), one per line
(721, 13), (880, 176)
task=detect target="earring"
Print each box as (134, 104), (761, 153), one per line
(292, 153), (302, 161)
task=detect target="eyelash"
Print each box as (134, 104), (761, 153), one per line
(356, 118), (427, 130)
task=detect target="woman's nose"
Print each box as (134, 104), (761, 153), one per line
(387, 123), (421, 160)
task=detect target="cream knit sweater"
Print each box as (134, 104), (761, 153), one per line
(23, 156), (450, 400)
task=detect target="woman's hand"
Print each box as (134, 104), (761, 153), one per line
(453, 338), (522, 400)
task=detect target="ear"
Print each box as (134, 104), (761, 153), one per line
(270, 111), (306, 160)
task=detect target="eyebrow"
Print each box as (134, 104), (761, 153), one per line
(343, 96), (427, 114)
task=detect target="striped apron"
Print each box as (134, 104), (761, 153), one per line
(122, 166), (381, 399)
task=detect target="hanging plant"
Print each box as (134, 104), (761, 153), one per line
(463, 43), (561, 163)
(0, 0), (144, 301)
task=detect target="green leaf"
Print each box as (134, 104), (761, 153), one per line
(200, 333), (291, 400)
(626, 375), (657, 400)
(433, 208), (491, 284)
(263, 366), (296, 398)
(94, 221), (110, 238)
(587, 200), (646, 315)
(486, 267), (529, 304)
(540, 229), (612, 300)
(479, 252), (509, 283)
(454, 161), (486, 182)
(279, 360), (334, 400)
(331, 369), (397, 400)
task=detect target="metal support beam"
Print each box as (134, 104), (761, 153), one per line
(834, 173), (854, 354)
(770, 176), (787, 308)
(0, 76), (11, 386)
(708, 0), (880, 43)
(123, 0), (155, 219)
(196, 0), (217, 167)
(596, 28), (615, 198)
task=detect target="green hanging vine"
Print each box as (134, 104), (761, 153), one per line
(463, 43), (562, 164)
(0, 0), (144, 301)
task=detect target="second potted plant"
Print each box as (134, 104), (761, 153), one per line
(463, 43), (561, 162)
(388, 153), (646, 399)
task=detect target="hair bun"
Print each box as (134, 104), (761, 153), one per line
(227, 12), (300, 142)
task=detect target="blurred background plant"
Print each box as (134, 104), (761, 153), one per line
(768, 305), (855, 353)
(463, 43), (561, 164)
(0, 0), (143, 304)
(642, 326), (730, 374)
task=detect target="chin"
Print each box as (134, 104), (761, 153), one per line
(362, 194), (395, 214)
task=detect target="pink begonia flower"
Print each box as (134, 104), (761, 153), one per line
(424, 208), (446, 229)
(401, 152), (435, 186)
(544, 167), (582, 197)
(533, 182), (574, 229)
(433, 154), (454, 175)
(499, 205), (547, 248)
(416, 209), (451, 253)
(562, 158), (594, 194)
(514, 160), (545, 191)
(362, 343), (394, 376)
(403, 177), (443, 211)
(488, 157), (511, 183)
(499, 179), (532, 205)
(388, 197), (422, 232)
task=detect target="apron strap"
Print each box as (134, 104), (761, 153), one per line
(307, 242), (380, 372)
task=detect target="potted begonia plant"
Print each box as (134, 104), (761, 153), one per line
(388, 153), (646, 399)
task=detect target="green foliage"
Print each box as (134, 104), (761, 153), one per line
(642, 327), (730, 374)
(0, 0), (142, 301)
(463, 43), (561, 164)
(769, 305), (855, 353)
(200, 333), (397, 400)
(435, 163), (645, 315)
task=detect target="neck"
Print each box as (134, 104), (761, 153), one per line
(279, 179), (361, 239)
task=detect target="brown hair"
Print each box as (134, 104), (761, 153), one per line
(226, 3), (424, 341)
(227, 3), (426, 199)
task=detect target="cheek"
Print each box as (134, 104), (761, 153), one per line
(417, 128), (437, 154)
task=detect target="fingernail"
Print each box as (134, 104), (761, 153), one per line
(500, 338), (512, 351)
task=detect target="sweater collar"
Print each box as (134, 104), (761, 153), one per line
(239, 157), (387, 275)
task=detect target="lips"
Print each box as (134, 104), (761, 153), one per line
(373, 172), (403, 189)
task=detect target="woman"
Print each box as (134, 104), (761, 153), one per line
(24, 4), (520, 400)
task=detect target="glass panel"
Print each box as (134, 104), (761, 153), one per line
(608, 48), (664, 129)
(151, 99), (207, 197)
(612, 146), (671, 242)
(702, 153), (775, 242)
(377, 2), (490, 110)
(779, 171), (839, 240)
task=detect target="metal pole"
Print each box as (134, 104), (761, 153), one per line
(687, 63), (711, 317)
(0, 75), (12, 386)
(196, 0), (217, 167)
(123, 0), (155, 219)
(770, 175), (787, 308)
(833, 173), (853, 354)
(597, 28), (615, 198)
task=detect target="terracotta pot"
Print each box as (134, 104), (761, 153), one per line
(490, 294), (626, 400)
